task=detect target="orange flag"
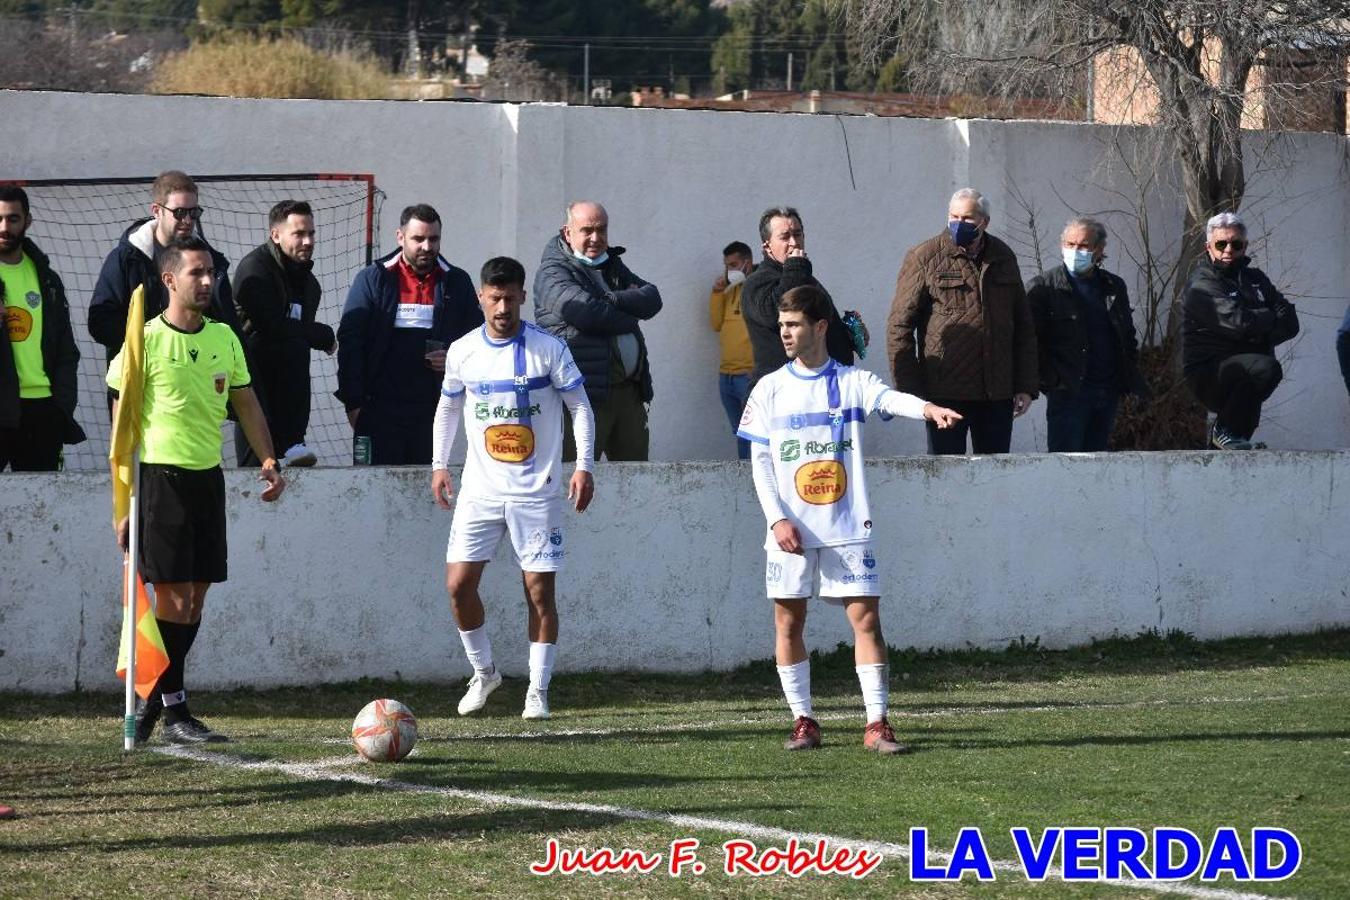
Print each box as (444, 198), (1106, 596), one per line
(116, 570), (169, 700)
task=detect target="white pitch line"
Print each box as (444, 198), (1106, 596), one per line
(315, 692), (1325, 745)
(155, 745), (1289, 900)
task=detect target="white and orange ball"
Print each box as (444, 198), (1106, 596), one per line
(351, 698), (418, 762)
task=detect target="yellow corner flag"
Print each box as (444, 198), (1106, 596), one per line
(110, 285), (145, 526)
(108, 285), (167, 707)
(116, 570), (169, 700)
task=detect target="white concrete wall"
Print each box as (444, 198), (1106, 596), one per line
(2, 453), (1347, 692)
(2, 90), (1347, 462)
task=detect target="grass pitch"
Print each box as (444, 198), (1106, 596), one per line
(2, 630), (1348, 899)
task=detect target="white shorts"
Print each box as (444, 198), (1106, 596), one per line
(446, 496), (565, 572)
(765, 541), (879, 602)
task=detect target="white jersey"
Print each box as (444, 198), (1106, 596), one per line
(737, 359), (926, 549)
(441, 323), (584, 502)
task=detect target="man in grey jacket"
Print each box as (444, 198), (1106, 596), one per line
(533, 201), (662, 461)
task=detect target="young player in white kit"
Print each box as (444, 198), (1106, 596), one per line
(430, 257), (595, 720)
(737, 284), (961, 753)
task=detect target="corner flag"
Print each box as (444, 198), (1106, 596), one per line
(115, 569), (169, 700)
(108, 285), (166, 744)
(110, 286), (145, 526)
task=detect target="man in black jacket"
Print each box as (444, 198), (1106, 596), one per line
(1, 186), (85, 470)
(742, 206), (860, 392)
(232, 200), (335, 467)
(1182, 212), (1299, 450)
(89, 172), (238, 394)
(1028, 217), (1147, 451)
(533, 201), (662, 461)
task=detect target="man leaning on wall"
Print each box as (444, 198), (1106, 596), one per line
(1181, 212), (1298, 451)
(533, 201), (662, 462)
(232, 200), (336, 468)
(709, 240), (756, 460)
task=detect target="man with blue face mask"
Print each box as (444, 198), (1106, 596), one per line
(534, 201), (662, 461)
(1027, 218), (1147, 451)
(887, 188), (1038, 454)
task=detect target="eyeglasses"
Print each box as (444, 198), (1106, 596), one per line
(160, 206), (203, 223)
(1213, 239), (1246, 252)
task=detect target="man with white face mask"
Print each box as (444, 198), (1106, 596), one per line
(709, 240), (755, 459)
(533, 201), (662, 461)
(1027, 217), (1147, 451)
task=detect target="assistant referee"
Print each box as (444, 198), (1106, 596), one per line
(109, 236), (286, 745)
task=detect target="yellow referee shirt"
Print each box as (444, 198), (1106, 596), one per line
(107, 315), (251, 470)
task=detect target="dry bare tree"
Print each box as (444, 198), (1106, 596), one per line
(832, 0), (1350, 324)
(0, 14), (183, 93)
(833, 0), (1349, 447)
(480, 39), (565, 102)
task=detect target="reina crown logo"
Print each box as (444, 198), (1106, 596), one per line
(793, 460), (847, 505)
(484, 424), (535, 463)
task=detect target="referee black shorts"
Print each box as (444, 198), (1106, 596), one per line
(138, 463), (228, 584)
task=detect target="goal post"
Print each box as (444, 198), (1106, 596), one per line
(2, 172), (383, 471)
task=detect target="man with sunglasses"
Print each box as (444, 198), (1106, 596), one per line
(1182, 212), (1299, 450)
(90, 171), (239, 395)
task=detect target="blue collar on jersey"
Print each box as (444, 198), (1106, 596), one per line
(469, 328), (552, 471)
(785, 358), (836, 381)
(479, 323), (524, 347)
(777, 359), (853, 461)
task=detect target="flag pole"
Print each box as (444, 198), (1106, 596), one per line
(122, 450), (140, 752)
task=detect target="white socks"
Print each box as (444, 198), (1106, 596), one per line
(529, 642), (556, 692)
(459, 629), (556, 690)
(856, 663), (889, 723)
(776, 660), (813, 718)
(458, 626), (495, 677)
(776, 660), (888, 723)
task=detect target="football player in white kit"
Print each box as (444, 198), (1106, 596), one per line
(737, 284), (960, 753)
(431, 257), (596, 720)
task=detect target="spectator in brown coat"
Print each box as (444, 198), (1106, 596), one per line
(886, 188), (1038, 454)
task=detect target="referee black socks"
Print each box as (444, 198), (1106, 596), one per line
(156, 619), (203, 723)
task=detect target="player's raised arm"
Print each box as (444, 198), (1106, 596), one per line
(860, 370), (962, 428)
(922, 402), (962, 428)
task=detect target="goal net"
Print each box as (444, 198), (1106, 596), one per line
(3, 173), (382, 471)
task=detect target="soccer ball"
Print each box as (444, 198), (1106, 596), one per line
(351, 698), (418, 762)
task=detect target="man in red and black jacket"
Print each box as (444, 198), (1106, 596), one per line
(336, 204), (482, 465)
